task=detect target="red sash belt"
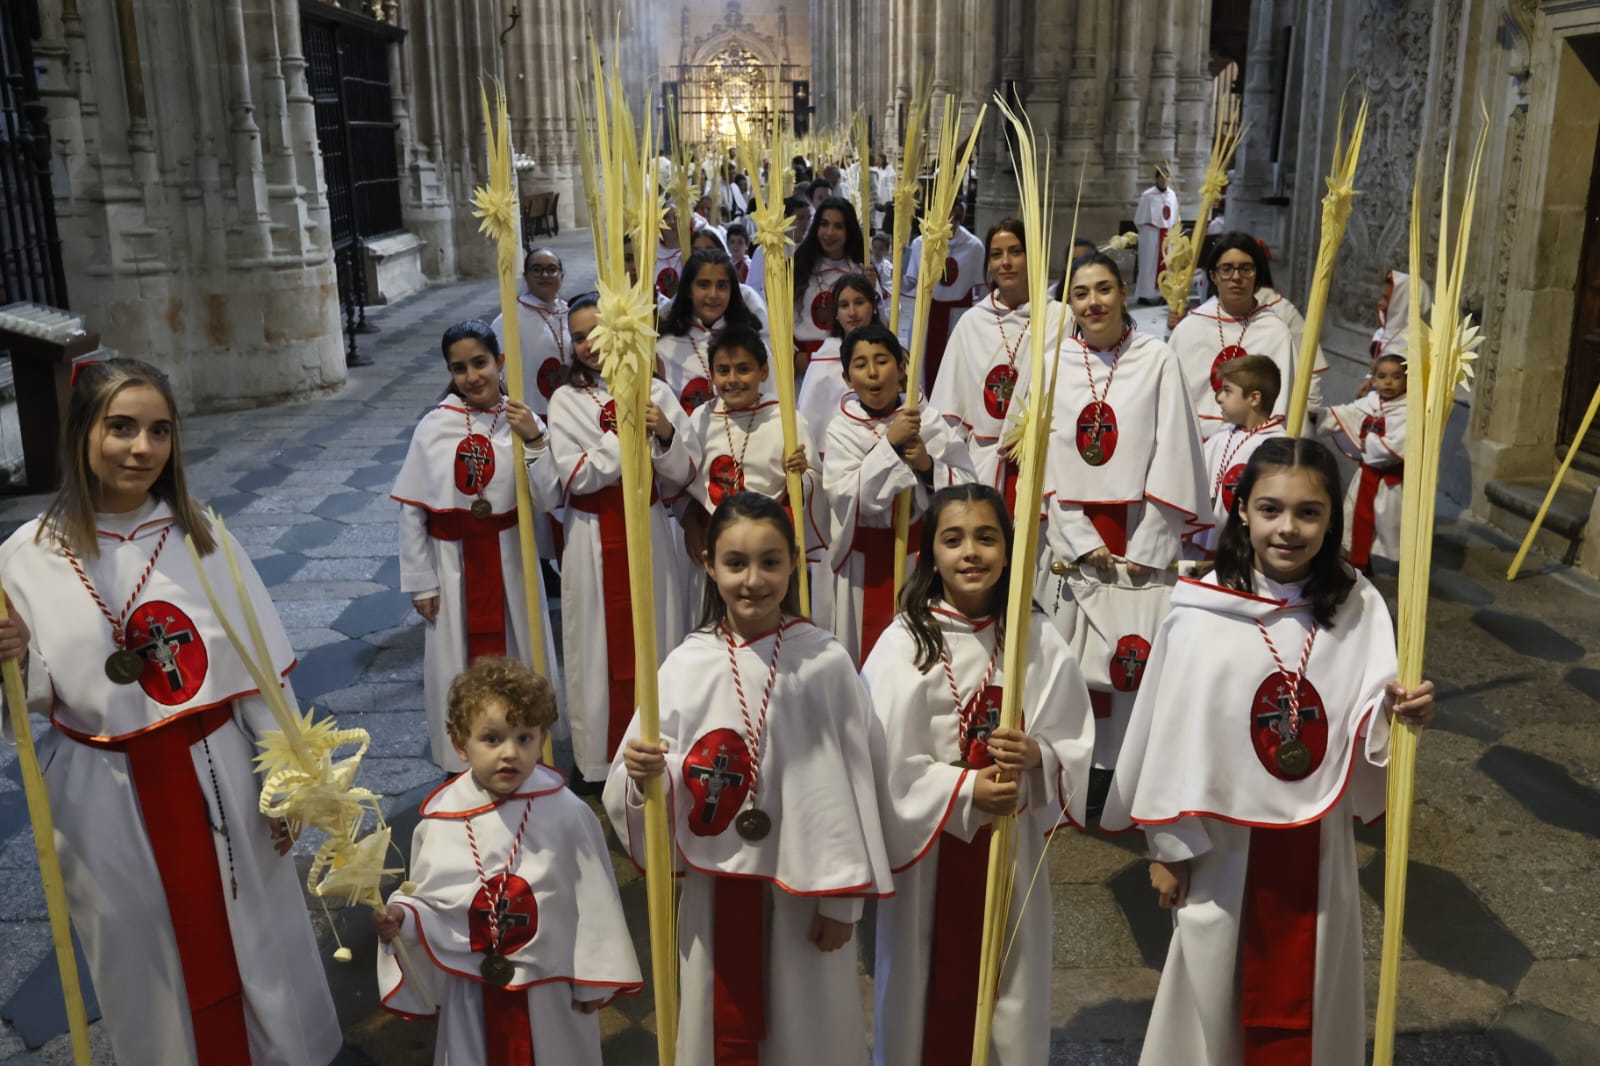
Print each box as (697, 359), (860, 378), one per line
(426, 509), (519, 663)
(483, 984), (535, 1064)
(851, 518), (923, 662)
(62, 704), (250, 1063)
(713, 876), (766, 1066)
(1089, 690), (1113, 720)
(1000, 457), (1019, 516)
(1241, 822), (1321, 1066)
(1082, 502), (1129, 557)
(925, 291), (976, 390)
(1348, 463), (1402, 570)
(922, 824), (993, 1065)
(569, 484), (659, 760)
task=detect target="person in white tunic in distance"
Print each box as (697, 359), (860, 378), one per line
(791, 196), (870, 374)
(1321, 354), (1407, 572)
(1102, 438), (1436, 1066)
(0, 359), (342, 1065)
(374, 657), (641, 1065)
(796, 271), (883, 460)
(689, 227), (771, 329)
(394, 321), (562, 770)
(656, 249), (769, 416)
(1134, 168), (1180, 306)
(862, 484), (1095, 1065)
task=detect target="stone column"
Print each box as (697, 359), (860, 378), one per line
(1108, 0), (1143, 201)
(1063, 0), (1100, 170)
(1232, 0), (1285, 244)
(1173, 0), (1212, 188)
(1143, 0), (1178, 176)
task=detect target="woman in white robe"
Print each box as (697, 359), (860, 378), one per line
(0, 359), (341, 1066)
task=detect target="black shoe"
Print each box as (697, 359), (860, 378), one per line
(1086, 767), (1114, 820)
(346, 353), (375, 368)
(540, 559), (562, 600)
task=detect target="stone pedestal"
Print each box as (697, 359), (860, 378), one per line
(363, 233), (429, 305)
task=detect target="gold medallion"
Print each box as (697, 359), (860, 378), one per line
(480, 953), (514, 986)
(105, 649), (145, 685)
(471, 498), (493, 519)
(734, 808), (771, 841)
(1276, 739), (1312, 778)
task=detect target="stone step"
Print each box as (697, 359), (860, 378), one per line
(1484, 476), (1593, 566)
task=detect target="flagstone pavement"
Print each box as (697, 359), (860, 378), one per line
(0, 230), (1597, 1063)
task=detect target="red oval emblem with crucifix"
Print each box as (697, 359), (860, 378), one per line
(656, 267), (680, 299)
(467, 872), (538, 957)
(810, 290), (837, 331)
(707, 454), (745, 506)
(598, 400), (618, 435)
(1109, 634), (1152, 692)
(941, 256), (959, 288)
(1249, 674), (1329, 781)
(535, 357), (564, 400)
(1074, 401), (1119, 465)
(983, 364), (1018, 421)
(125, 600), (209, 706)
(682, 728), (755, 837)
(1210, 345), (1249, 392)
(680, 377), (714, 414)
(1360, 413), (1386, 443)
(959, 684), (1007, 769)
(1220, 464), (1247, 516)
(454, 433), (497, 497)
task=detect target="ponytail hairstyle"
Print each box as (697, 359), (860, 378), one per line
(898, 484), (1014, 672)
(439, 319), (505, 399)
(1065, 251), (1135, 330)
(697, 492), (804, 629)
(40, 358), (217, 559)
(1214, 436), (1355, 627)
(828, 272), (882, 338)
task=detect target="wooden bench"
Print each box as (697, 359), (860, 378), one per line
(521, 191), (560, 246)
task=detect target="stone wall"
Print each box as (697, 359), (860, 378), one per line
(31, 0), (500, 414)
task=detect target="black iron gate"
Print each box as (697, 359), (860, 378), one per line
(664, 50), (809, 154)
(0, 0), (67, 309)
(301, 4), (404, 365)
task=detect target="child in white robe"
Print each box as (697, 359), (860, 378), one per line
(684, 325), (829, 620)
(537, 294), (697, 788)
(690, 226), (771, 327)
(375, 658), (641, 1065)
(863, 485), (1094, 1066)
(606, 493), (894, 1066)
(795, 271), (882, 459)
(1041, 253), (1208, 780)
(656, 249), (769, 415)
(393, 319), (562, 770)
(0, 359), (341, 1066)
(1322, 353), (1407, 571)
(824, 322), (977, 664)
(1102, 437), (1435, 1066)
(1196, 355), (1287, 556)
(931, 218), (1070, 509)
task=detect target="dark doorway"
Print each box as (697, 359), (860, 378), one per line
(0, 0), (67, 309)
(300, 4), (404, 362)
(1562, 104), (1600, 457)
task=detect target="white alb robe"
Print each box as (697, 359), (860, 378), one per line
(490, 293), (569, 419)
(1323, 392), (1407, 565)
(898, 225), (986, 365)
(1170, 296), (1305, 440)
(0, 503), (341, 1066)
(603, 620), (894, 1066)
(393, 400), (563, 769)
(654, 243), (684, 300)
(1102, 572), (1398, 1066)
(794, 257), (857, 352)
(378, 766), (642, 1064)
(1038, 329), (1208, 768)
(796, 335), (848, 458)
(823, 395), (977, 663)
(863, 608), (1094, 1066)
(1134, 185), (1180, 303)
(540, 377), (697, 779)
(930, 293), (1071, 498)
(1196, 417), (1287, 553)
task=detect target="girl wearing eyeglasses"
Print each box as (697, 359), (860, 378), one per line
(1169, 232), (1316, 441)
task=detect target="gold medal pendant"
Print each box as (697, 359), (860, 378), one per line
(470, 497), (493, 519)
(1083, 443), (1105, 466)
(735, 808), (771, 841)
(105, 648), (144, 685)
(480, 953), (515, 986)
(1276, 738), (1312, 778)
(950, 758), (972, 769)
